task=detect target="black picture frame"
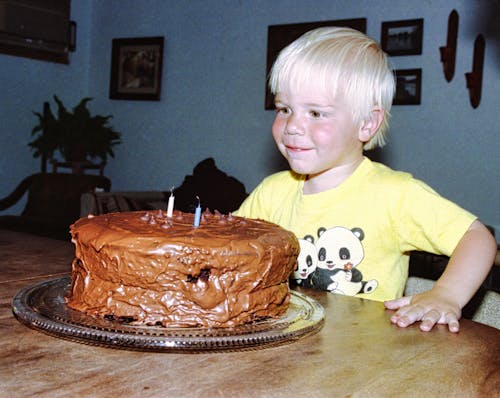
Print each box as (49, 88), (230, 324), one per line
(381, 19), (423, 56)
(393, 69), (422, 105)
(265, 18), (367, 110)
(109, 36), (164, 101)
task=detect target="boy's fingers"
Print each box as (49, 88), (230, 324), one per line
(443, 312), (460, 333)
(384, 295), (411, 310)
(391, 304), (425, 327)
(385, 296), (461, 332)
(419, 309), (440, 331)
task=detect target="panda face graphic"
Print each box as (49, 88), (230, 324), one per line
(293, 237), (318, 280)
(315, 227), (364, 271)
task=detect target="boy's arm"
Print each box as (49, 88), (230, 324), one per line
(384, 220), (497, 332)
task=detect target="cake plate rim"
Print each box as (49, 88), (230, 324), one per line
(12, 276), (325, 353)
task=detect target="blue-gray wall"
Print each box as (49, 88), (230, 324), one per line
(1, 0), (499, 236)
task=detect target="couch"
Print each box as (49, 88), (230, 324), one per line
(0, 172), (111, 240)
(80, 157), (248, 217)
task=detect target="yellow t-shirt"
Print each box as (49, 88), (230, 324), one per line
(234, 158), (476, 301)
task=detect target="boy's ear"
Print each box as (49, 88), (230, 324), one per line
(359, 107), (384, 142)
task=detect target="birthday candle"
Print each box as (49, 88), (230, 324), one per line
(193, 196), (201, 227)
(167, 187), (175, 217)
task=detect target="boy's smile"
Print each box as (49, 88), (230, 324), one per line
(272, 86), (366, 193)
(284, 144), (313, 155)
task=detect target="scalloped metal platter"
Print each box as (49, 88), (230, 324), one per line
(12, 277), (324, 352)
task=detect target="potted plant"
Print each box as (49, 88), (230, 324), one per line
(28, 95), (121, 164)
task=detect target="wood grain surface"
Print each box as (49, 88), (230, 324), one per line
(1, 230), (498, 398)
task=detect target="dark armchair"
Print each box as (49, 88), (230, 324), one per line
(80, 158), (248, 217)
(0, 172), (111, 240)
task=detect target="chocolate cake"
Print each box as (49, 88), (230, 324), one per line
(66, 210), (299, 328)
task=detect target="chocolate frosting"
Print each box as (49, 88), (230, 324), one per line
(66, 210), (299, 328)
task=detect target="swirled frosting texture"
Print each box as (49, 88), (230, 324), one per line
(66, 210), (299, 328)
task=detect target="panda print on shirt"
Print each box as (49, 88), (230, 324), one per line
(292, 226), (378, 296)
(292, 235), (317, 287)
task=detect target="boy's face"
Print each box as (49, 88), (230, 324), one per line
(272, 85), (365, 184)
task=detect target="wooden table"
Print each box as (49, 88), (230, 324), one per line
(1, 230), (499, 397)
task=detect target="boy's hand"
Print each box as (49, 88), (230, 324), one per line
(384, 289), (461, 333)
(385, 221), (496, 333)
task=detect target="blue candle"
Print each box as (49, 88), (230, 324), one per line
(193, 196), (201, 227)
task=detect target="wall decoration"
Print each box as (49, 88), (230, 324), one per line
(439, 10), (459, 82)
(0, 1), (75, 64)
(465, 34), (485, 109)
(265, 18), (367, 110)
(381, 19), (424, 56)
(393, 69), (422, 105)
(109, 36), (164, 101)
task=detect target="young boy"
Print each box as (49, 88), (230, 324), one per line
(234, 27), (496, 332)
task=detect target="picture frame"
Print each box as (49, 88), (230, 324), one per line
(265, 18), (367, 110)
(109, 36), (164, 101)
(381, 19), (423, 56)
(393, 69), (422, 105)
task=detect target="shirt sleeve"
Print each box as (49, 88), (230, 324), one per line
(233, 178), (272, 220)
(394, 178), (476, 256)
(233, 171), (298, 221)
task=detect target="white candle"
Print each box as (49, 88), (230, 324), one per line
(167, 187), (175, 217)
(193, 196), (201, 227)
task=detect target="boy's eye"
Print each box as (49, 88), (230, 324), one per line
(275, 106), (290, 115)
(309, 110), (322, 118)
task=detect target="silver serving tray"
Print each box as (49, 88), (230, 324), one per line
(12, 276), (324, 352)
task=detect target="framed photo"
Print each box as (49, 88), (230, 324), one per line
(265, 18), (367, 110)
(394, 69), (422, 105)
(109, 36), (164, 101)
(381, 19), (423, 56)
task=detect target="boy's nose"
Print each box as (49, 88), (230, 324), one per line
(285, 117), (305, 135)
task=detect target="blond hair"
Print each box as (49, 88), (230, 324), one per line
(269, 27), (395, 149)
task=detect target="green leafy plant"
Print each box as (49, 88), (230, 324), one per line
(29, 95), (121, 163)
